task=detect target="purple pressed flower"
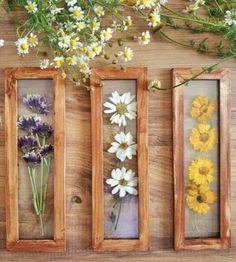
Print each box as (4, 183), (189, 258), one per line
(18, 136), (37, 151)
(23, 151), (41, 164)
(32, 122), (53, 137)
(18, 115), (41, 131)
(39, 144), (54, 157)
(23, 94), (51, 115)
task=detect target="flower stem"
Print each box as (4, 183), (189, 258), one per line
(39, 213), (44, 236)
(114, 198), (122, 231)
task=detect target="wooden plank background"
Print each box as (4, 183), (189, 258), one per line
(0, 1), (236, 261)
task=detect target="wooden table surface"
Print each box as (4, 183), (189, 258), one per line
(0, 1), (236, 261)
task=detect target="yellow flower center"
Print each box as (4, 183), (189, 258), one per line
(124, 51), (130, 58)
(140, 0), (147, 4)
(28, 37), (35, 44)
(70, 39), (77, 47)
(91, 21), (97, 28)
(103, 31), (110, 38)
(73, 10), (81, 17)
(27, 3), (35, 12)
(142, 35), (149, 41)
(116, 103), (127, 115)
(120, 143), (128, 149)
(119, 178), (128, 186)
(21, 43), (28, 50)
(199, 167), (209, 175)
(55, 60), (62, 67)
(200, 132), (209, 142)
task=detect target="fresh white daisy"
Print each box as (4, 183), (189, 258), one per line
(69, 6), (84, 20)
(148, 10), (161, 27)
(104, 91), (136, 126)
(139, 31), (151, 45)
(75, 21), (86, 31)
(28, 33), (38, 47)
(224, 10), (236, 26)
(15, 37), (29, 56)
(70, 36), (80, 50)
(58, 35), (71, 49)
(108, 132), (137, 162)
(67, 56), (78, 65)
(66, 0), (77, 6)
(93, 5), (105, 17)
(25, 1), (38, 14)
(136, 0), (155, 10)
(118, 47), (133, 62)
(0, 39), (4, 47)
(90, 42), (103, 56)
(106, 167), (138, 198)
(40, 59), (50, 69)
(90, 18), (100, 32)
(100, 28), (113, 42)
(52, 56), (64, 68)
(79, 61), (91, 75)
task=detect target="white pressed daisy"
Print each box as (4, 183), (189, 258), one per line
(104, 91), (136, 126)
(224, 10), (236, 26)
(94, 5), (105, 17)
(15, 37), (29, 56)
(118, 47), (133, 62)
(136, 0), (155, 9)
(66, 0), (77, 6)
(106, 167), (138, 198)
(100, 28), (113, 42)
(148, 10), (161, 27)
(69, 6), (84, 20)
(0, 39), (4, 47)
(52, 56), (64, 68)
(108, 132), (137, 162)
(28, 33), (38, 47)
(40, 59), (49, 69)
(139, 31), (151, 45)
(25, 1), (38, 14)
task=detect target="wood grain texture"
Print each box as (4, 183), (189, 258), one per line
(173, 68), (231, 251)
(5, 68), (65, 252)
(91, 68), (149, 251)
(1, 0), (236, 260)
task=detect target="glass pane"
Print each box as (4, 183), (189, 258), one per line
(18, 79), (54, 240)
(184, 80), (220, 239)
(102, 80), (139, 239)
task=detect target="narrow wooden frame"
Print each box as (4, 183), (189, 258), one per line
(5, 68), (65, 252)
(173, 68), (231, 251)
(91, 68), (149, 251)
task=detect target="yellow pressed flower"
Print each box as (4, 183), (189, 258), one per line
(191, 96), (217, 123)
(186, 184), (217, 214)
(189, 124), (217, 152)
(188, 158), (214, 185)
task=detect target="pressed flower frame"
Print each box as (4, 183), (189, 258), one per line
(91, 67), (149, 251)
(173, 68), (231, 251)
(5, 68), (65, 252)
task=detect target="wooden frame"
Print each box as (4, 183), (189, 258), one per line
(173, 68), (231, 251)
(91, 68), (149, 251)
(5, 68), (65, 252)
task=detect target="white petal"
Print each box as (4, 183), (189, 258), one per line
(111, 169), (121, 180)
(126, 132), (134, 145)
(112, 185), (120, 195)
(125, 186), (138, 195)
(119, 186), (126, 197)
(108, 146), (117, 153)
(114, 168), (123, 179)
(106, 178), (119, 187)
(110, 91), (120, 104)
(124, 169), (135, 180)
(127, 177), (138, 187)
(114, 133), (122, 143)
(110, 113), (120, 124)
(104, 102), (116, 110)
(116, 149), (126, 162)
(127, 102), (136, 111)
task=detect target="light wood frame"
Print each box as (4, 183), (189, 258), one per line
(173, 68), (231, 251)
(5, 68), (65, 252)
(90, 68), (149, 252)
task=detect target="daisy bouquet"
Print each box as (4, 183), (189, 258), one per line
(18, 94), (53, 236)
(104, 91), (138, 230)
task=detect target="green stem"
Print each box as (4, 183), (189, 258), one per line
(40, 157), (44, 213)
(43, 157), (51, 213)
(114, 198), (122, 231)
(28, 166), (39, 215)
(39, 213), (44, 236)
